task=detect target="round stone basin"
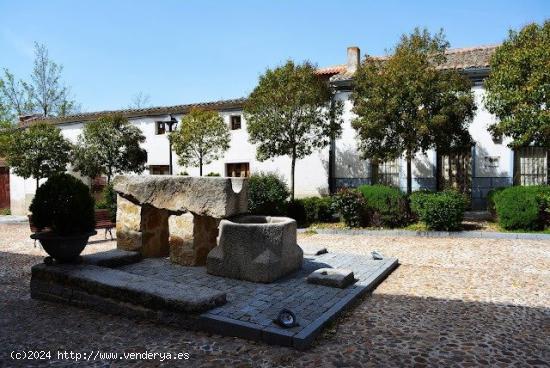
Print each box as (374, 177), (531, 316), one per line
(206, 215), (303, 283)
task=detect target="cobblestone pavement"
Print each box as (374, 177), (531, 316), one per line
(1, 223), (549, 367)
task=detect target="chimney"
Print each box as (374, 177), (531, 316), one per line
(346, 46), (360, 73)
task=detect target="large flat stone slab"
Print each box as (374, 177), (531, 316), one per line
(307, 268), (355, 288)
(113, 175), (248, 218)
(81, 249), (141, 267)
(31, 263), (226, 313)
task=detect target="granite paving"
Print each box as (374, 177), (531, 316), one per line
(1, 223), (549, 367)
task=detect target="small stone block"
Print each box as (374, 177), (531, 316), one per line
(306, 268), (355, 288)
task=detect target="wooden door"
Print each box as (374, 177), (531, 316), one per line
(0, 167), (10, 209)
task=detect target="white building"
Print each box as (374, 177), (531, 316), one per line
(3, 45), (548, 215)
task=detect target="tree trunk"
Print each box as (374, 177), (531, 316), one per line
(290, 150), (296, 201)
(406, 152), (412, 195)
(36, 177), (39, 191)
(199, 157), (203, 177)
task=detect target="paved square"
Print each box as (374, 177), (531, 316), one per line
(117, 252), (398, 348)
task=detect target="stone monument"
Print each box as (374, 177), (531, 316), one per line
(206, 215), (303, 282)
(113, 175), (248, 266)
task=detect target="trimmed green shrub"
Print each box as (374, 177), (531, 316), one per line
(248, 172), (289, 215)
(494, 185), (549, 230)
(30, 173), (95, 235)
(332, 188), (368, 227)
(358, 185), (409, 227)
(206, 172), (220, 177)
(486, 187), (507, 219)
(300, 196), (336, 225)
(96, 183), (117, 222)
(409, 190), (432, 220)
(411, 190), (466, 231)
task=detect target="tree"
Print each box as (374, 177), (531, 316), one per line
(244, 60), (342, 200)
(170, 108), (230, 176)
(73, 114), (147, 183)
(351, 28), (476, 194)
(484, 20), (550, 148)
(6, 122), (72, 190)
(0, 42), (78, 119)
(0, 120), (15, 157)
(129, 92), (152, 109)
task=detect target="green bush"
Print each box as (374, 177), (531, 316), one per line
(247, 172), (289, 215)
(95, 183), (117, 222)
(299, 196), (336, 225)
(30, 173), (95, 235)
(206, 172), (220, 177)
(494, 185), (549, 230)
(411, 190), (466, 231)
(332, 188), (368, 227)
(358, 185), (409, 227)
(486, 187), (507, 219)
(409, 190), (432, 220)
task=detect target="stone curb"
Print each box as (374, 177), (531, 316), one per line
(299, 228), (550, 240)
(0, 215), (29, 224)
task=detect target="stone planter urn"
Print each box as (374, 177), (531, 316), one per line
(31, 231), (97, 263)
(206, 216), (303, 283)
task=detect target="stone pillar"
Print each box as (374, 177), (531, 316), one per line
(116, 195), (143, 252)
(139, 205), (170, 257)
(169, 213), (218, 266)
(117, 196), (170, 258)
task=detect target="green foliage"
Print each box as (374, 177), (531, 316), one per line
(247, 172), (289, 215)
(95, 183), (117, 222)
(332, 188), (368, 228)
(29, 173), (95, 235)
(302, 196), (336, 224)
(0, 43), (78, 118)
(494, 186), (541, 230)
(0, 120), (15, 157)
(73, 114), (147, 183)
(358, 185), (409, 227)
(179, 171), (189, 176)
(6, 122), (71, 188)
(352, 28), (475, 193)
(410, 190), (466, 231)
(170, 108), (230, 176)
(484, 21), (550, 148)
(493, 186), (550, 230)
(205, 172), (221, 177)
(486, 187), (507, 219)
(244, 60), (342, 199)
(0, 208), (11, 215)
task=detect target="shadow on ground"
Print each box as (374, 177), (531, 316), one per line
(0, 250), (548, 367)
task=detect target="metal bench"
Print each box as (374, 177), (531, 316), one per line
(28, 209), (115, 240)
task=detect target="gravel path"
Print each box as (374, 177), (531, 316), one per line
(1, 224), (549, 367)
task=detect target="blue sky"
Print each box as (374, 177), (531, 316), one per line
(0, 0), (548, 112)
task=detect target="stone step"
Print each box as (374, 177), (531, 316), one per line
(31, 263), (226, 313)
(81, 249), (141, 267)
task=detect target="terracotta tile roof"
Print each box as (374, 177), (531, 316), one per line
(22, 97), (247, 127)
(329, 45), (498, 82)
(315, 65), (346, 75)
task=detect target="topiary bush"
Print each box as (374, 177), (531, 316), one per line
(30, 173), (95, 235)
(358, 185), (410, 227)
(332, 188), (368, 228)
(409, 190), (433, 220)
(410, 190), (466, 231)
(299, 196), (336, 225)
(247, 172), (289, 215)
(493, 186), (547, 230)
(486, 187), (507, 219)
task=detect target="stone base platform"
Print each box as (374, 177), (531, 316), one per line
(30, 249), (398, 350)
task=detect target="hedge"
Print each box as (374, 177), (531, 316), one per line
(247, 172), (289, 215)
(358, 185), (409, 227)
(493, 185), (550, 230)
(410, 190), (466, 231)
(332, 188), (368, 227)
